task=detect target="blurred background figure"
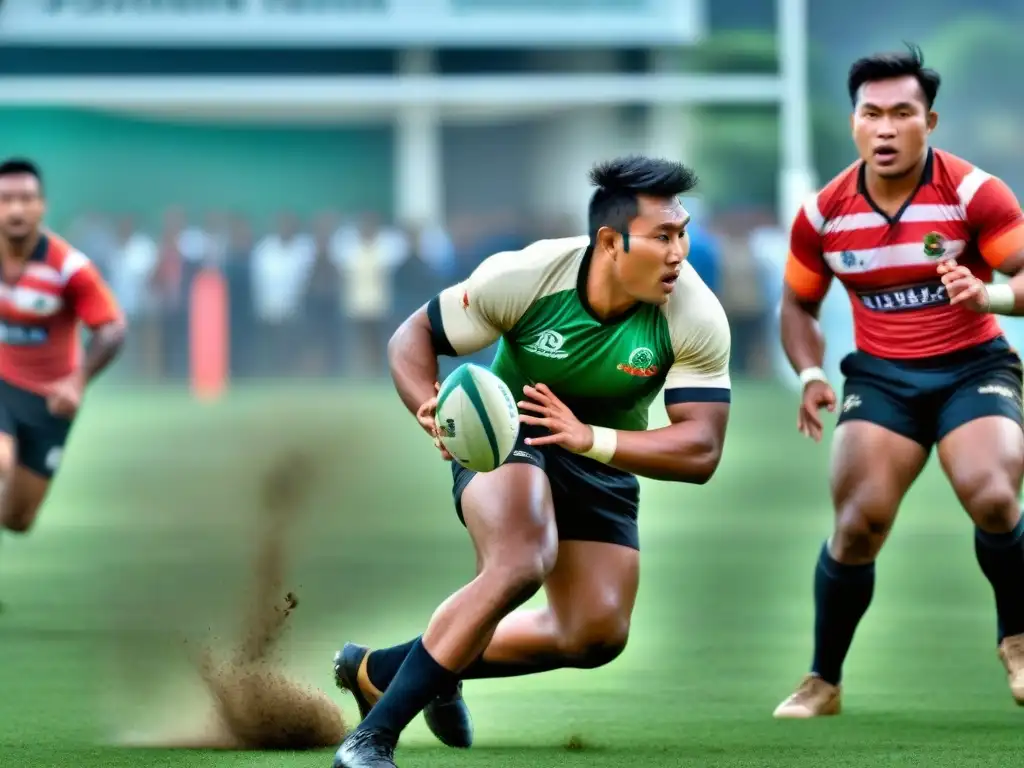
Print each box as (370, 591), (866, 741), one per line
(334, 213), (407, 379)
(250, 212), (316, 378)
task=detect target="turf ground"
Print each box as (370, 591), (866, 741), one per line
(0, 380), (1021, 767)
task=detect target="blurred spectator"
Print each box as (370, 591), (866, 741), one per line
(203, 211), (231, 268)
(393, 221), (449, 321)
(333, 212), (408, 378)
(69, 211), (118, 278)
(717, 230), (770, 378)
(250, 212), (316, 377)
(223, 215), (255, 380)
(415, 221), (457, 278)
(153, 207), (187, 380)
(305, 213), (343, 377)
(111, 215), (160, 380)
(680, 198), (720, 295)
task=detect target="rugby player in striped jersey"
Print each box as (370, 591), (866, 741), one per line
(775, 44), (1024, 718)
(0, 159), (126, 593)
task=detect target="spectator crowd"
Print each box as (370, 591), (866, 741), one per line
(73, 205), (780, 383)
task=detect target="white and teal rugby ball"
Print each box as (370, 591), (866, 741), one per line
(435, 363), (520, 473)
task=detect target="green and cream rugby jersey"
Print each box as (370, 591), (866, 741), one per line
(427, 236), (731, 432)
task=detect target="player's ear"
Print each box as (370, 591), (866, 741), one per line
(595, 226), (618, 256)
(926, 110), (938, 133)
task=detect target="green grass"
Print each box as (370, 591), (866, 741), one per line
(0, 381), (1020, 767)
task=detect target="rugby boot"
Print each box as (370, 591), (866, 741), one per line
(998, 633), (1024, 705)
(773, 674), (841, 718)
(334, 643), (474, 748)
(332, 727), (397, 768)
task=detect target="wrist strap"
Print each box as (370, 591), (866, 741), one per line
(985, 283), (1016, 314)
(798, 366), (829, 387)
(581, 426), (617, 464)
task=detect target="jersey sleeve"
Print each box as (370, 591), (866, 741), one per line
(427, 250), (536, 357)
(63, 250), (123, 328)
(783, 198), (833, 302)
(964, 173), (1024, 270)
(663, 268), (732, 406)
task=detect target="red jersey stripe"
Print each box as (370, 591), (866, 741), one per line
(789, 149), (1020, 359)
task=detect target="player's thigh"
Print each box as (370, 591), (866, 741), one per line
(455, 453), (559, 577)
(0, 385), (69, 532)
(829, 420), (928, 556)
(936, 354), (1024, 530)
(543, 539), (639, 653)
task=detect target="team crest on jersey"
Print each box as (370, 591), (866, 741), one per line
(617, 347), (659, 377)
(923, 232), (946, 259)
(523, 329), (568, 359)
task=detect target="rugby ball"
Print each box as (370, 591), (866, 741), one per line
(435, 363), (520, 473)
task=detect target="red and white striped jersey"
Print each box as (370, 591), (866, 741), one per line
(0, 232), (122, 394)
(784, 148), (1024, 359)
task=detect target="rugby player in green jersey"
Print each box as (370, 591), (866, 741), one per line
(332, 156), (733, 768)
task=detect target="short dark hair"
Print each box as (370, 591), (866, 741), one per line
(0, 158), (43, 190)
(587, 155), (698, 238)
(847, 43), (941, 109)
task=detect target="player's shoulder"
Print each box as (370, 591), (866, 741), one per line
(471, 235), (587, 290)
(661, 263), (729, 340)
(796, 161), (861, 233)
(931, 148), (1008, 207)
(39, 231), (91, 280)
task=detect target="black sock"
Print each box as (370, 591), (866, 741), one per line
(365, 638), (420, 692)
(810, 541), (875, 686)
(357, 638), (458, 741)
(975, 515), (1024, 643)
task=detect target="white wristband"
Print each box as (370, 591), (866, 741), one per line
(985, 283), (1016, 314)
(798, 366), (829, 387)
(581, 426), (617, 464)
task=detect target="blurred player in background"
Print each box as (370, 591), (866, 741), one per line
(332, 156), (732, 768)
(775, 45), (1024, 717)
(0, 159), (126, 590)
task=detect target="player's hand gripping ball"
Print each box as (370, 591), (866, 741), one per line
(417, 382), (454, 461)
(938, 260), (989, 313)
(797, 380), (836, 443)
(518, 383), (595, 454)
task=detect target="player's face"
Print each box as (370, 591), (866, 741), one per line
(0, 174), (44, 242)
(616, 195), (691, 305)
(852, 76), (937, 179)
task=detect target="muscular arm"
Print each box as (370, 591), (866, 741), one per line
(65, 256), (127, 384)
(388, 250), (527, 416)
(780, 285), (827, 373)
(606, 401), (729, 484)
(781, 199), (832, 372)
(82, 319), (127, 382)
(965, 173), (1024, 315)
(387, 306), (442, 418)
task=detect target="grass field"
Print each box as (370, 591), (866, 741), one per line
(0, 380), (1021, 767)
